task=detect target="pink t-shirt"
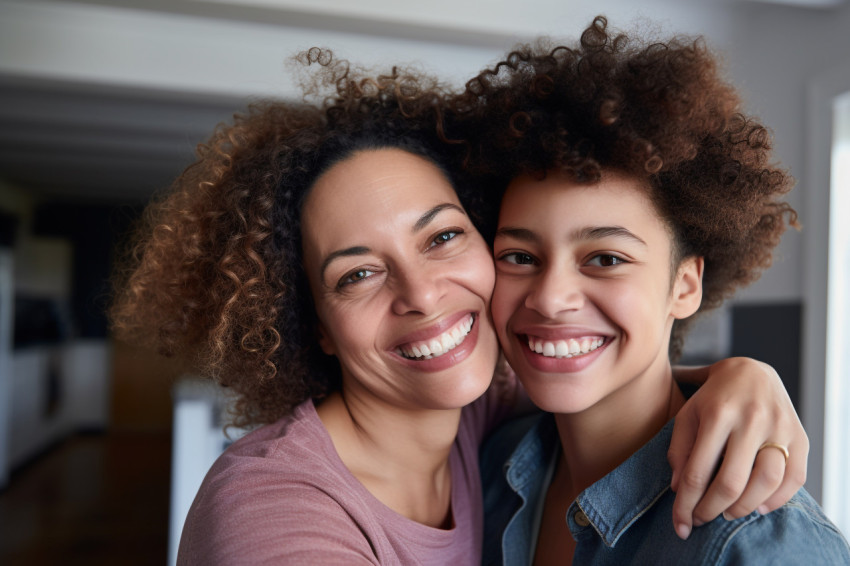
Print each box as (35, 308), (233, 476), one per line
(177, 385), (510, 565)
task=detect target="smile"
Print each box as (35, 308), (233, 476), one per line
(526, 335), (605, 359)
(396, 314), (475, 360)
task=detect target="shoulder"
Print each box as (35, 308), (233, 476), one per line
(715, 489), (850, 565)
(178, 400), (380, 564)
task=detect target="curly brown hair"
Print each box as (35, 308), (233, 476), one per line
(448, 16), (798, 359)
(110, 50), (480, 427)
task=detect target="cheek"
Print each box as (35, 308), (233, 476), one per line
(491, 276), (524, 332)
(600, 279), (665, 335)
(461, 245), (496, 301)
(316, 301), (375, 355)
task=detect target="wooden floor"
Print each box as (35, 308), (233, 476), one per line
(0, 432), (172, 565)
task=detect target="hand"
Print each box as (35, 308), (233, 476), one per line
(667, 357), (808, 540)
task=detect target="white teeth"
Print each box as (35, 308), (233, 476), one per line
(397, 314), (475, 360)
(555, 341), (570, 357)
(526, 336), (605, 359)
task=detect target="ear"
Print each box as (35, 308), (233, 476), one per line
(670, 256), (704, 320)
(316, 321), (336, 356)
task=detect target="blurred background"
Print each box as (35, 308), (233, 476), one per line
(0, 0), (848, 563)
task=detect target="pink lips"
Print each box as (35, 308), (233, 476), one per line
(517, 331), (610, 373)
(391, 312), (481, 372)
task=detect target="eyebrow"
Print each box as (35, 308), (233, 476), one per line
(495, 225), (647, 246)
(320, 246), (370, 283)
(578, 226), (647, 246)
(319, 203), (464, 283)
(494, 227), (540, 243)
(413, 203), (465, 233)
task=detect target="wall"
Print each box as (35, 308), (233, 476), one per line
(724, 2), (850, 302)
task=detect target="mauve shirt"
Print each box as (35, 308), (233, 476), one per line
(177, 384), (511, 565)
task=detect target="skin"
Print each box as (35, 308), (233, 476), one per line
(490, 170), (778, 562)
(298, 148), (805, 543)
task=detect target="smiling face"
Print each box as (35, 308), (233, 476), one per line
(491, 170), (702, 416)
(300, 148), (499, 412)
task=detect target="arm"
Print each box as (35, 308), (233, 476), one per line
(668, 357), (808, 540)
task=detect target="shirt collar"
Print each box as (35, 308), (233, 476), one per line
(574, 420), (675, 547)
(504, 415), (675, 549)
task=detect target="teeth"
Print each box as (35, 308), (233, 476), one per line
(526, 336), (605, 359)
(397, 314), (475, 360)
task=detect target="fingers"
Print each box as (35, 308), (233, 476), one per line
(688, 403), (773, 524)
(667, 405), (697, 494)
(683, 416), (807, 531)
(669, 409), (729, 540)
(732, 431), (808, 517)
(720, 445), (786, 519)
(763, 431), (808, 512)
(668, 356), (809, 540)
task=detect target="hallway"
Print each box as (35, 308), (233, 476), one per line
(0, 432), (171, 565)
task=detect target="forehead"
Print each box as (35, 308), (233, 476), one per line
(500, 171), (661, 227)
(300, 148), (461, 251)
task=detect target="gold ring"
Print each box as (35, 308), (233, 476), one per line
(758, 442), (790, 463)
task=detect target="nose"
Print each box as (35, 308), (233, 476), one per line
(524, 264), (584, 318)
(390, 265), (444, 316)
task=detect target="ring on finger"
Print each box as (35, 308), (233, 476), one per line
(758, 441), (789, 463)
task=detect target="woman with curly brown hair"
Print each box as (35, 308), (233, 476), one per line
(112, 45), (808, 563)
(476, 17), (849, 565)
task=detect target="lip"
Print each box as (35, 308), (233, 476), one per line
(515, 328), (610, 373)
(391, 311), (476, 347)
(390, 311), (481, 372)
(512, 324), (607, 341)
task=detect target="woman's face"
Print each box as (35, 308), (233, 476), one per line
(300, 148), (499, 412)
(491, 171), (702, 415)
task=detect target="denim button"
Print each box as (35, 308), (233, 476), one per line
(574, 510), (590, 527)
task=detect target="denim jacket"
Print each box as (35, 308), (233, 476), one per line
(480, 414), (850, 565)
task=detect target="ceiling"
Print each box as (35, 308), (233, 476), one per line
(0, 75), (243, 204)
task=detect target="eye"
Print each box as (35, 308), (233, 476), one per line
(586, 254), (627, 267)
(429, 229), (461, 248)
(499, 252), (537, 266)
(337, 268), (376, 288)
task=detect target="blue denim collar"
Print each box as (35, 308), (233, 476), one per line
(504, 415), (675, 548)
(574, 420), (674, 547)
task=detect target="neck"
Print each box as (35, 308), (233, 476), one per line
(553, 362), (685, 500)
(316, 388), (461, 527)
